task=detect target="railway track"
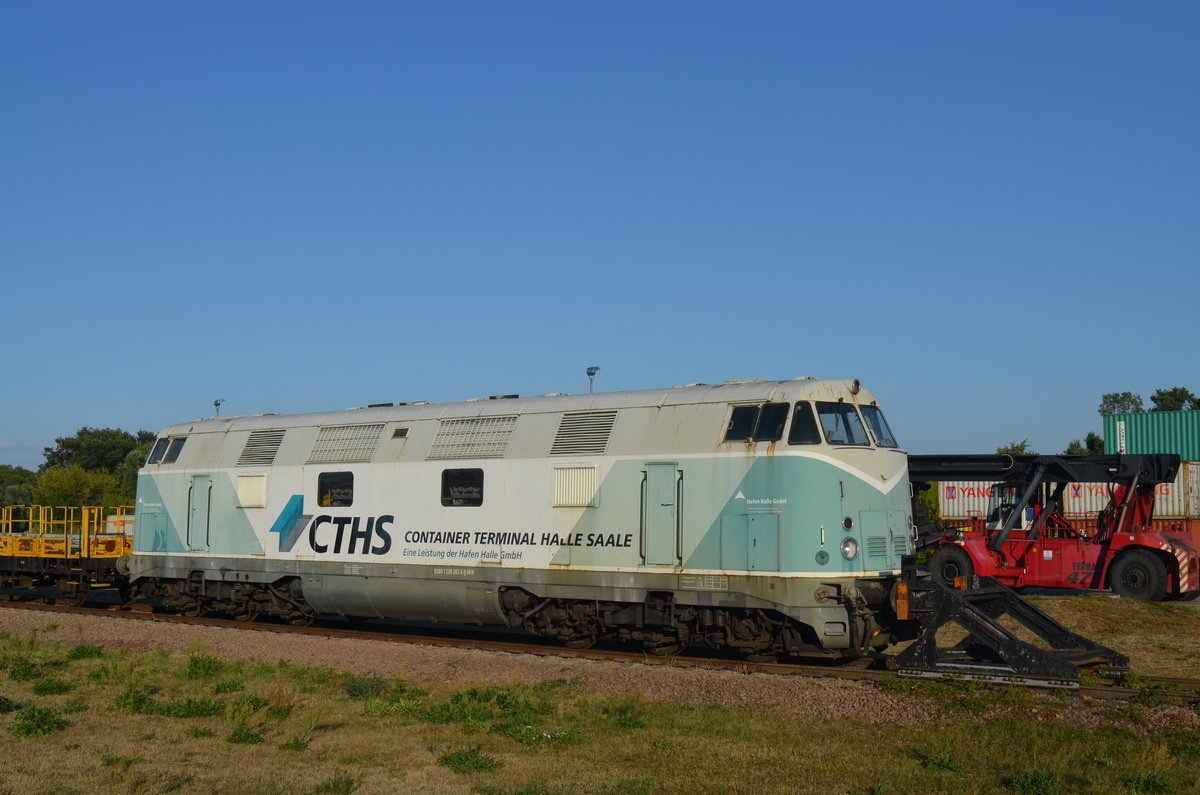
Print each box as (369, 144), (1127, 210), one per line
(3, 599), (1195, 705)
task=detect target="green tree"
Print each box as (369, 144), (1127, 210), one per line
(32, 465), (124, 507)
(915, 483), (939, 524)
(1098, 392), (1144, 416)
(997, 440), (1036, 456)
(0, 465), (37, 507)
(0, 465), (36, 490)
(1063, 432), (1104, 455)
(1, 484), (32, 507)
(41, 427), (155, 474)
(1150, 386), (1198, 412)
(114, 440), (153, 502)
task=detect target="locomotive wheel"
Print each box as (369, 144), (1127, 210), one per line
(738, 650), (778, 663)
(642, 636), (684, 657)
(928, 545), (974, 587)
(563, 636), (597, 650)
(1110, 549), (1169, 601)
(180, 601), (207, 618)
(232, 603), (261, 623)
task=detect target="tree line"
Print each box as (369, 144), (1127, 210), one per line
(0, 427), (155, 508)
(999, 385), (1196, 457)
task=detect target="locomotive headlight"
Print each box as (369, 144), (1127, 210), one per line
(840, 537), (859, 560)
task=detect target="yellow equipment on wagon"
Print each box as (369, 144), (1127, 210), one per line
(0, 505), (134, 603)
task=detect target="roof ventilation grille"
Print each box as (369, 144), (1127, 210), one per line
(550, 410), (618, 456)
(237, 429), (286, 466)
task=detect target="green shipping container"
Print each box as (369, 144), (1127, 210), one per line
(1104, 411), (1200, 461)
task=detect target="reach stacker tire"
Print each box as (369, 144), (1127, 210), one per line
(1109, 549), (1169, 602)
(927, 545), (974, 588)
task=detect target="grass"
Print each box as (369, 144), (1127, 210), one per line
(439, 746), (504, 773)
(10, 704), (66, 737)
(1008, 769), (1059, 794)
(1, 599), (1199, 793)
(1027, 595), (1200, 678)
(313, 769), (360, 794)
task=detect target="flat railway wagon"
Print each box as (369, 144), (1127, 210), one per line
(131, 378), (917, 658)
(0, 505), (134, 604)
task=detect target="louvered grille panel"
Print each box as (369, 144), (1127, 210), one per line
(553, 467), (598, 507)
(237, 429), (286, 466)
(307, 424), (384, 464)
(892, 535), (910, 558)
(427, 416), (518, 460)
(865, 536), (889, 559)
(550, 410), (618, 455)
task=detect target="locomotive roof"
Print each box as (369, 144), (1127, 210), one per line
(155, 377), (878, 436)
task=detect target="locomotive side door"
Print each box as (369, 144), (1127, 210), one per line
(187, 475), (212, 552)
(747, 514), (779, 571)
(643, 463), (680, 565)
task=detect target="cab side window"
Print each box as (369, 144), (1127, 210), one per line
(442, 468), (483, 507)
(723, 403), (789, 442)
(318, 472), (354, 507)
(787, 402), (822, 445)
(147, 438), (170, 464)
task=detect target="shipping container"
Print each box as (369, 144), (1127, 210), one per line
(938, 461), (1200, 521)
(937, 481), (1005, 522)
(1104, 411), (1200, 461)
(1187, 462), (1200, 517)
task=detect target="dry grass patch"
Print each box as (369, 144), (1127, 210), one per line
(1028, 595), (1200, 677)
(2, 628), (1200, 794)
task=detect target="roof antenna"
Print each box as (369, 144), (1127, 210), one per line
(213, 399), (225, 417)
(586, 366), (600, 394)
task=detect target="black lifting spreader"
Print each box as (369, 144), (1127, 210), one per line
(893, 556), (1129, 688)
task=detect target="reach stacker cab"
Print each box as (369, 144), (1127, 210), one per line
(910, 454), (1198, 602)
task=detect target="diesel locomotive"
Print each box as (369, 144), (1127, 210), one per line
(128, 377), (918, 658)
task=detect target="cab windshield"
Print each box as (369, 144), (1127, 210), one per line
(860, 405), (898, 448)
(815, 402), (870, 446)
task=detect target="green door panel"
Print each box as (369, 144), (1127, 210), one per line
(643, 463), (679, 565)
(188, 475), (211, 552)
(720, 515), (748, 569)
(748, 514), (779, 571)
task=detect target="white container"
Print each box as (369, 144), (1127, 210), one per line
(936, 462), (1198, 521)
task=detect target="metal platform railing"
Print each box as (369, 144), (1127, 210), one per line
(0, 505), (134, 559)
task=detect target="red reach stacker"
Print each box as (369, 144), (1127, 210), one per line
(910, 454), (1198, 602)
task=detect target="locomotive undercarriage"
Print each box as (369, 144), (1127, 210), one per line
(131, 571), (898, 660)
(136, 576), (317, 625)
(497, 586), (895, 659)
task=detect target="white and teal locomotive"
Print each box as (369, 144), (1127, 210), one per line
(130, 377), (919, 658)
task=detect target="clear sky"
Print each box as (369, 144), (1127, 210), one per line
(3, 2), (1197, 469)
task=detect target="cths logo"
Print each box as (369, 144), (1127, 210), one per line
(269, 495), (393, 555)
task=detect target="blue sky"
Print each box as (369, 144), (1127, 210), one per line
(3, 2), (1197, 469)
